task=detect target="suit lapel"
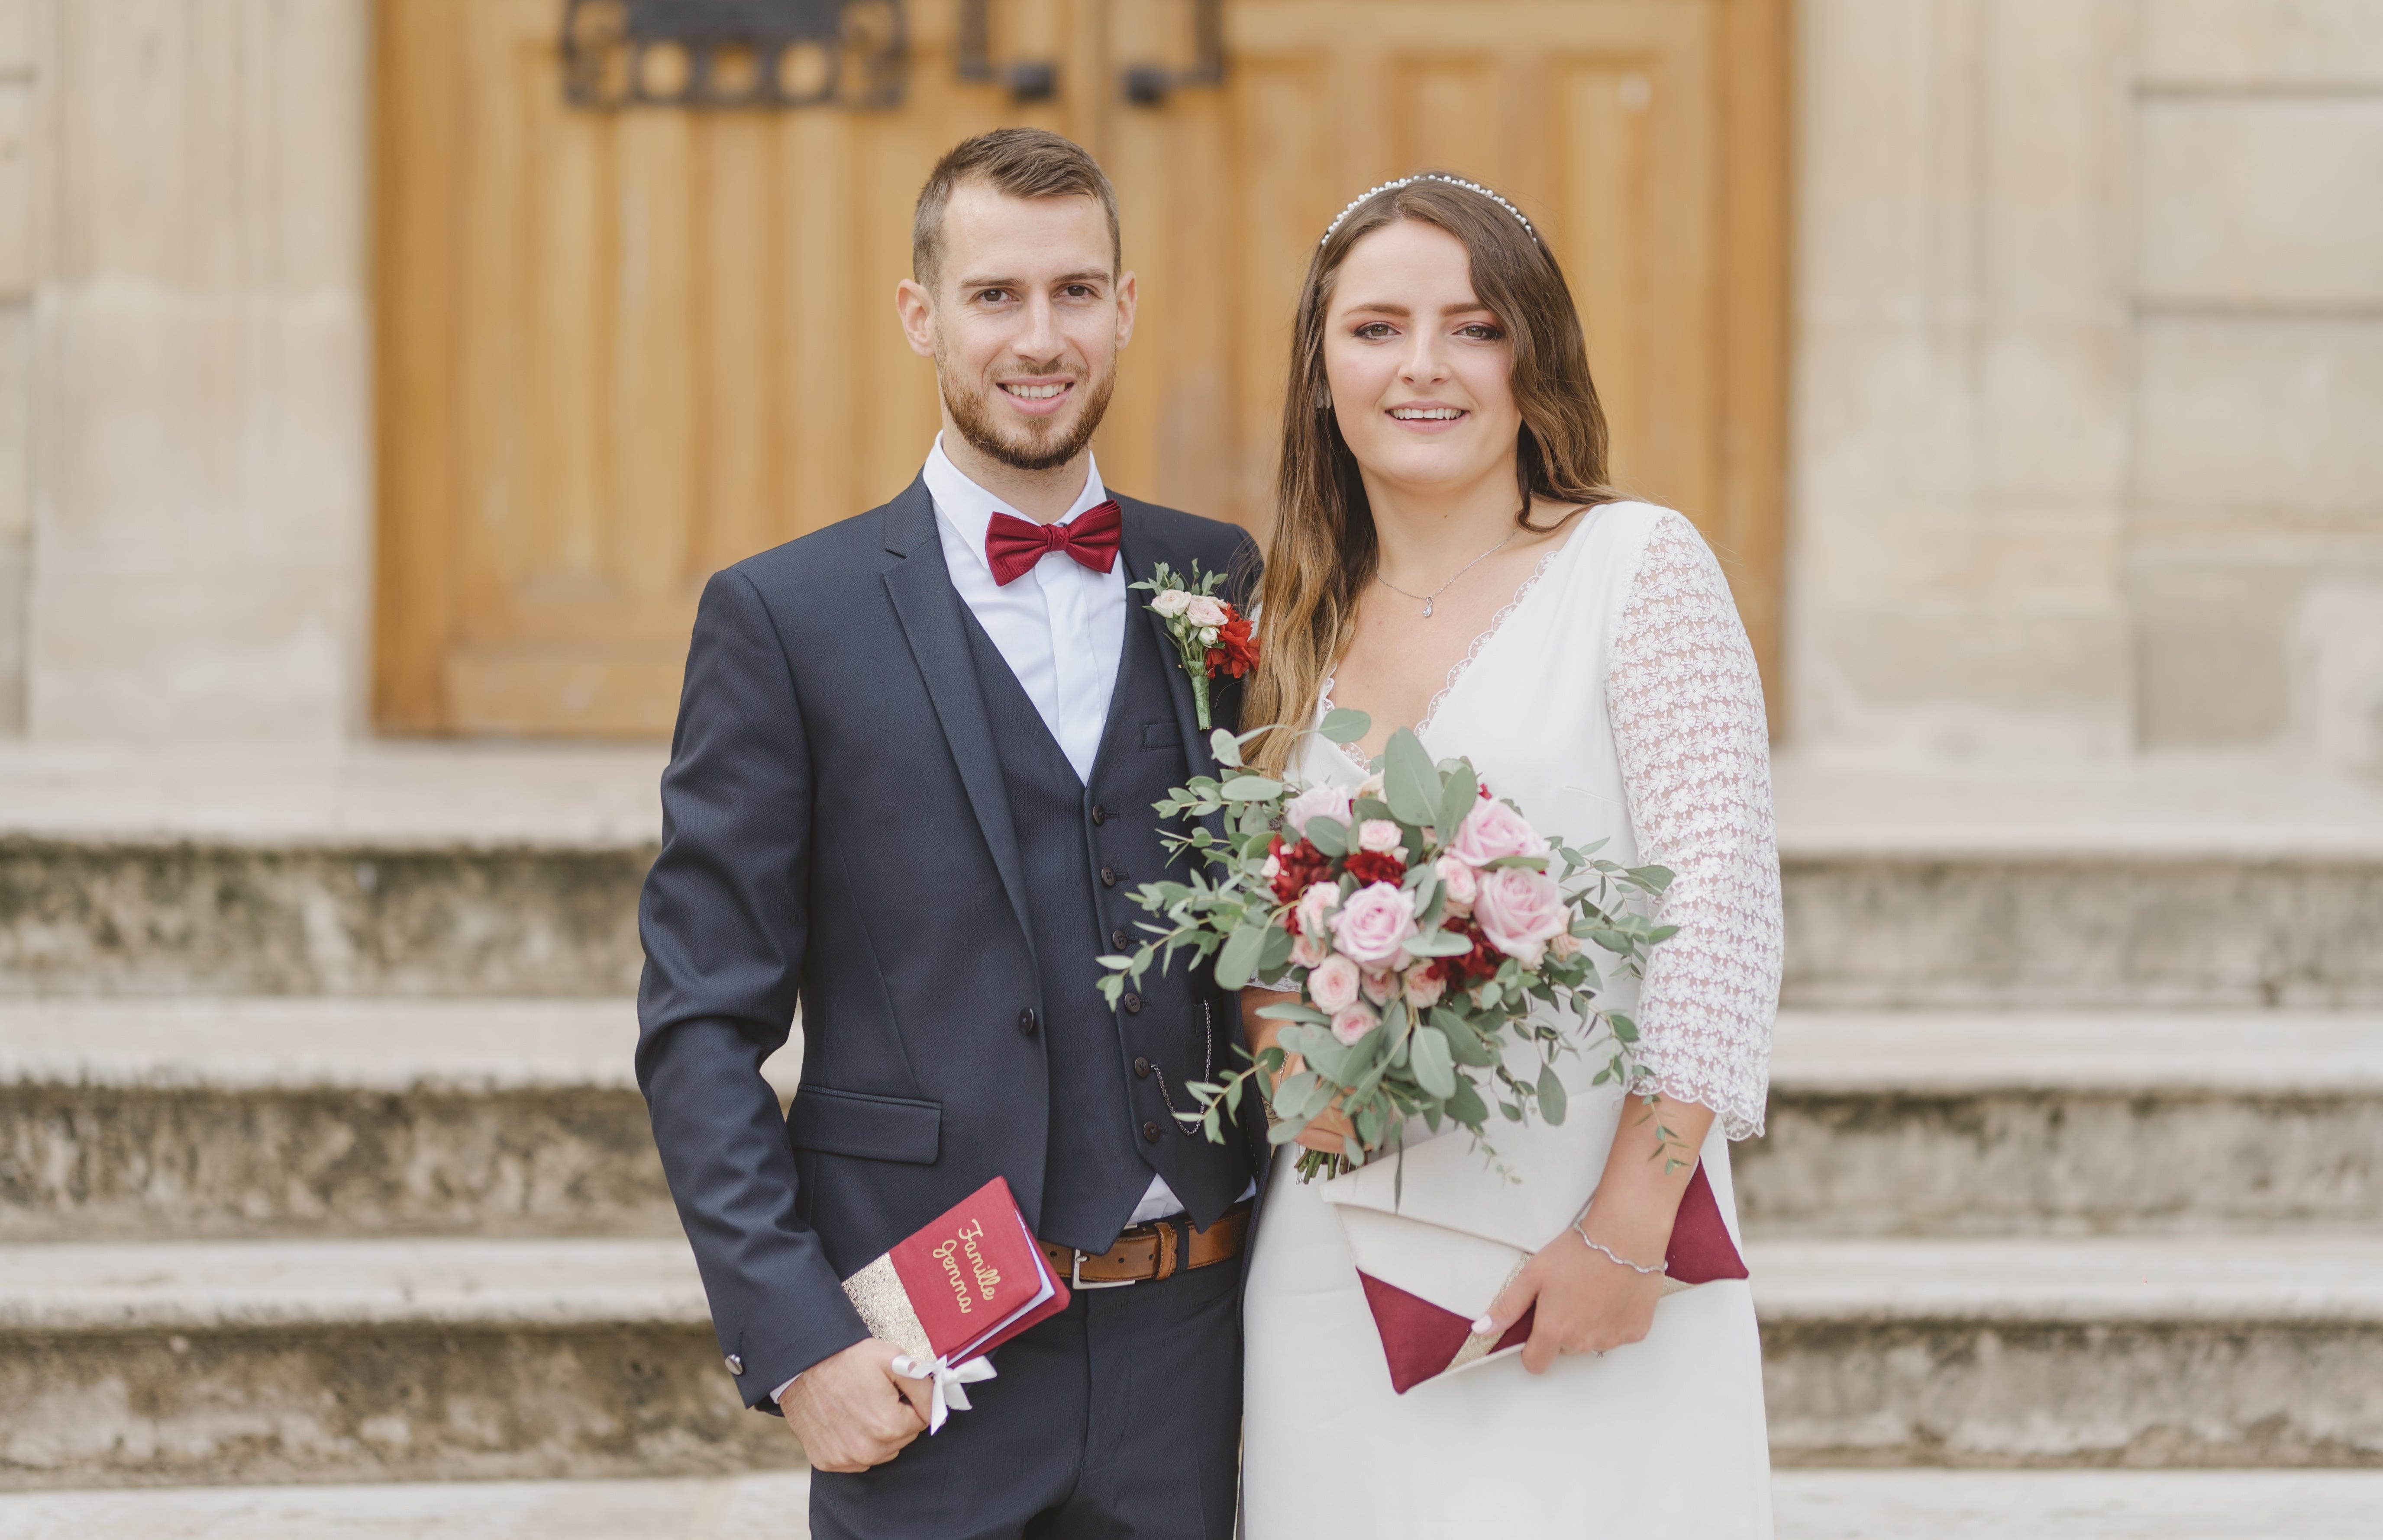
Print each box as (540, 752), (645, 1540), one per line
(880, 478), (1038, 968)
(1119, 501), (1219, 781)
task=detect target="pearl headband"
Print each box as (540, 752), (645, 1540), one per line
(1320, 173), (1539, 246)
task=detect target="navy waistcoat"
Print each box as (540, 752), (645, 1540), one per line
(959, 596), (1252, 1252)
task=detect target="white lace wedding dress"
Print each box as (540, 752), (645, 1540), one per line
(1240, 501), (1782, 1537)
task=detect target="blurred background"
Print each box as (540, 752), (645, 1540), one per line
(0, 2), (2378, 1536)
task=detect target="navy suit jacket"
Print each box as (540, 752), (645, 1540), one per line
(636, 474), (1263, 1411)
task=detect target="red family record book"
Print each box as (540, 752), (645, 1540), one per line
(840, 1176), (1070, 1426)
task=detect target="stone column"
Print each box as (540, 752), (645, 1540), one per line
(0, 1), (30, 734)
(1790, 0), (2137, 760)
(22, 0), (371, 742)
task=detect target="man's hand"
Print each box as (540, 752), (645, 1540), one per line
(778, 1337), (936, 1472)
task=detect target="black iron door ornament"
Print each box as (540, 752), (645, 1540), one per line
(561, 0), (906, 109)
(956, 0), (1059, 102)
(1122, 0), (1223, 105)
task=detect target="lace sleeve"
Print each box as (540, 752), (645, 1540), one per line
(1605, 511), (1782, 1141)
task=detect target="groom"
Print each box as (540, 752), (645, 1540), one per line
(636, 129), (1259, 1539)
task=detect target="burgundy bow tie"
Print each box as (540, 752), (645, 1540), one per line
(985, 500), (1123, 586)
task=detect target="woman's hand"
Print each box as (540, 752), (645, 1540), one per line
(1475, 1094), (1717, 1373)
(1240, 987), (1359, 1155)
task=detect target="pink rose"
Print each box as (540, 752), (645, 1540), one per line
(1328, 882), (1418, 966)
(1361, 967), (1394, 1006)
(1357, 819), (1403, 854)
(1309, 953), (1361, 1012)
(1185, 595), (1230, 628)
(1549, 931), (1579, 960)
(1472, 867), (1568, 968)
(1262, 853), (1281, 880)
(1404, 965), (1447, 1009)
(1450, 799), (1549, 867)
(1295, 881), (1339, 940)
(1283, 783), (1353, 838)
(1289, 931), (1329, 969)
(1434, 854), (1479, 915)
(1330, 1002), (1380, 1046)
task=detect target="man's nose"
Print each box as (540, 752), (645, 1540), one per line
(1013, 294), (1064, 359)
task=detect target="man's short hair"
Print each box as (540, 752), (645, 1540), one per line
(911, 128), (1122, 294)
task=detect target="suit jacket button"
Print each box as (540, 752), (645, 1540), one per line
(1018, 1008), (1038, 1036)
(725, 1355), (744, 1376)
(1091, 804), (1109, 825)
(1142, 1120), (1163, 1144)
(1133, 1056), (1153, 1079)
(1122, 992), (1143, 1014)
(1100, 866), (1118, 887)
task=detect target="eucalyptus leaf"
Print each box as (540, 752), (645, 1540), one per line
(1537, 1063), (1569, 1125)
(1445, 1077), (1489, 1128)
(1318, 706), (1372, 745)
(1305, 816), (1349, 857)
(1220, 775), (1284, 801)
(1256, 1002), (1331, 1025)
(1213, 921), (1267, 989)
(1409, 1025), (1457, 1098)
(1258, 925), (1295, 973)
(1382, 729), (1442, 828)
(1402, 927), (1475, 959)
(1209, 728), (1244, 768)
(1438, 764), (1480, 843)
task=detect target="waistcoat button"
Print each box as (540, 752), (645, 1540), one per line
(1100, 866), (1118, 887)
(1142, 1120), (1163, 1144)
(1133, 1056), (1153, 1079)
(1091, 804), (1109, 825)
(1122, 992), (1143, 1014)
(1111, 928), (1129, 950)
(1018, 1008), (1038, 1036)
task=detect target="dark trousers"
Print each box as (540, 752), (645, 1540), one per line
(808, 1252), (1243, 1540)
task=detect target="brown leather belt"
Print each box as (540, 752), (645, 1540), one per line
(1040, 1202), (1250, 1289)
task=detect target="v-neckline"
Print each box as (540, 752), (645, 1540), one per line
(1320, 511), (1590, 775)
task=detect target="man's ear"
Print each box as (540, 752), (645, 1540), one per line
(895, 277), (936, 359)
(1113, 269), (1138, 350)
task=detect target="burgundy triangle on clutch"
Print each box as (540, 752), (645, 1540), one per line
(1356, 1163), (1748, 1395)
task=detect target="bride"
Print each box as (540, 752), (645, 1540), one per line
(1236, 174), (1782, 1536)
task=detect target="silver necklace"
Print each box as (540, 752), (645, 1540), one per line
(1376, 530), (1520, 619)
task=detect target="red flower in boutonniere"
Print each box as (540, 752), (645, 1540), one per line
(1131, 561), (1258, 729)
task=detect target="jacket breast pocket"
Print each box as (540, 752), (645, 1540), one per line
(787, 1085), (942, 1165)
(1140, 720), (1183, 750)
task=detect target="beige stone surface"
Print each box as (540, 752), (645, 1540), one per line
(2140, 98), (2383, 307)
(2142, 0), (2383, 86)
(1774, 1470), (2383, 1539)
(24, 0), (372, 742)
(2134, 317), (2383, 527)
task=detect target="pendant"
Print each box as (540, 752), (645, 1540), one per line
(1421, 599), (1434, 618)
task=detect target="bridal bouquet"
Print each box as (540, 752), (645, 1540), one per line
(1098, 714), (1677, 1180)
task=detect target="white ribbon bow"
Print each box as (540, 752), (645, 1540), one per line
(889, 1352), (997, 1434)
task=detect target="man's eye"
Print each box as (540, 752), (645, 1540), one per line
(977, 289), (1010, 303)
(1063, 285), (1095, 298)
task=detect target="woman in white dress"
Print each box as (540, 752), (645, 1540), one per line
(1236, 175), (1782, 1536)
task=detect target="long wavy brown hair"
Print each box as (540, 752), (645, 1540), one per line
(1242, 177), (1617, 773)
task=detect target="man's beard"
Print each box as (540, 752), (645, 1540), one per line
(940, 359), (1117, 474)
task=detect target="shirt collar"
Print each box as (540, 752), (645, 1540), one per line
(924, 433), (1110, 579)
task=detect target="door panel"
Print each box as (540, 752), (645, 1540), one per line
(375, 0), (1786, 736)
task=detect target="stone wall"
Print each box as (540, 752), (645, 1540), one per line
(1792, 0), (2383, 768)
(6, 0), (371, 743)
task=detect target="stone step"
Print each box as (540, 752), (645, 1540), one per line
(6, 748), (2383, 1005)
(7, 999), (2370, 1241)
(5, 1469), (2383, 1540)
(1752, 1233), (2383, 1467)
(0, 1237), (791, 1489)
(4, 1233), (2379, 1486)
(1739, 1009), (2383, 1236)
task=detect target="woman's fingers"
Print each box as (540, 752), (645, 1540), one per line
(1477, 1261), (1540, 1343)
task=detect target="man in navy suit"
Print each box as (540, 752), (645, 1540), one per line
(636, 128), (1260, 1539)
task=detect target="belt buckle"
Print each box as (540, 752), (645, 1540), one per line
(1070, 1249), (1137, 1290)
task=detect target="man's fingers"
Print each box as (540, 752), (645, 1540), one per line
(885, 1365), (937, 1426)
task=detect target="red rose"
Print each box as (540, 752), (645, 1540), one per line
(1204, 609), (1260, 680)
(1440, 917), (1502, 985)
(1343, 849), (1406, 886)
(1269, 834), (1332, 905)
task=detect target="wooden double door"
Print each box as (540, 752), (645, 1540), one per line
(375, 0), (1786, 736)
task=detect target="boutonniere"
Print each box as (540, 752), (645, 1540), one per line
(1132, 562), (1258, 730)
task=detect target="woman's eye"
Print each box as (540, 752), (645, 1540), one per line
(1355, 322), (1395, 340)
(1460, 324), (1503, 341)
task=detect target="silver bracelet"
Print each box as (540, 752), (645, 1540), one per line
(1571, 1198), (1668, 1276)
